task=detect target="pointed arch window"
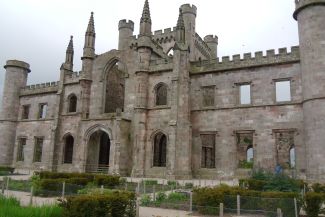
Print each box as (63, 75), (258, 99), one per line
(155, 83), (168, 106)
(63, 135), (74, 164)
(246, 145), (254, 162)
(68, 94), (77, 113)
(153, 132), (167, 167)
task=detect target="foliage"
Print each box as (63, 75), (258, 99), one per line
(0, 195), (62, 217)
(93, 175), (120, 187)
(59, 191), (136, 217)
(240, 170), (304, 192)
(193, 185), (300, 217)
(167, 180), (177, 186)
(140, 191), (189, 210)
(238, 160), (253, 169)
(0, 166), (14, 176)
(303, 192), (325, 217)
(185, 182), (194, 189)
(140, 194), (151, 206)
(143, 180), (158, 185)
(156, 191), (167, 202)
(312, 183), (325, 193)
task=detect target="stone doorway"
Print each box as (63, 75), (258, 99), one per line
(86, 130), (111, 173)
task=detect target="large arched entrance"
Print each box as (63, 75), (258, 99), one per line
(86, 130), (111, 173)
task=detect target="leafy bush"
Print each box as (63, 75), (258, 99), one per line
(140, 194), (151, 206)
(143, 180), (158, 185)
(156, 191), (167, 202)
(304, 192), (325, 217)
(167, 180), (177, 186)
(185, 182), (193, 189)
(94, 175), (120, 187)
(59, 191), (136, 217)
(0, 166), (14, 175)
(238, 160), (253, 169)
(312, 183), (325, 193)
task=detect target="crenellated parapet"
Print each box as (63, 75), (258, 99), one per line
(152, 27), (176, 45)
(191, 46), (300, 74)
(20, 81), (59, 96)
(294, 0), (325, 19)
(118, 19), (134, 31)
(180, 4), (197, 16)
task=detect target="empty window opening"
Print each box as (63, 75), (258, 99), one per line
(17, 138), (26, 162)
(22, 105), (30, 119)
(155, 83), (168, 106)
(33, 137), (43, 162)
(289, 146), (296, 168)
(237, 132), (254, 168)
(153, 132), (167, 167)
(276, 80), (291, 102)
(246, 145), (254, 162)
(275, 131), (295, 168)
(105, 62), (125, 113)
(201, 134), (216, 168)
(202, 86), (215, 107)
(63, 135), (74, 164)
(68, 95), (77, 113)
(38, 104), (47, 119)
(240, 84), (251, 104)
(167, 48), (174, 56)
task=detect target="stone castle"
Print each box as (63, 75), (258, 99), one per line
(1, 0), (325, 181)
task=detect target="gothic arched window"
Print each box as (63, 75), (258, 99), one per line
(153, 132), (167, 167)
(155, 83), (168, 106)
(289, 145), (295, 168)
(63, 135), (74, 164)
(246, 145), (253, 162)
(68, 94), (77, 113)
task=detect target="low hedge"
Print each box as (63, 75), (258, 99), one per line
(0, 166), (14, 175)
(304, 192), (325, 217)
(59, 191), (136, 217)
(193, 185), (300, 217)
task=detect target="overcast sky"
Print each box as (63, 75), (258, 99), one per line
(0, 0), (299, 103)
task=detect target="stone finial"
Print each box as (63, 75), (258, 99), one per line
(86, 12), (95, 34)
(175, 8), (185, 44)
(140, 0), (151, 24)
(66, 35), (74, 54)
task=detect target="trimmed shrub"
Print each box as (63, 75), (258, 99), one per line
(0, 166), (14, 175)
(304, 192), (325, 217)
(59, 191), (136, 217)
(312, 183), (325, 193)
(94, 175), (120, 187)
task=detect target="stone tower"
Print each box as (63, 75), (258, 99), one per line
(204, 35), (218, 59)
(132, 0), (152, 177)
(118, 19), (134, 51)
(180, 4), (197, 61)
(0, 60), (30, 165)
(169, 8), (192, 179)
(294, 0), (325, 181)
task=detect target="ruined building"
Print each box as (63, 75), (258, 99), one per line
(1, 0), (325, 181)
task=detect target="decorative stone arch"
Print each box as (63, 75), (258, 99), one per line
(67, 93), (77, 113)
(102, 57), (128, 113)
(154, 82), (169, 106)
(150, 130), (168, 167)
(62, 132), (74, 164)
(83, 124), (115, 173)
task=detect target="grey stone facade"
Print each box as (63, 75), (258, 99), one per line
(1, 0), (325, 182)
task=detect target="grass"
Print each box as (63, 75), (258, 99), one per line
(0, 195), (62, 217)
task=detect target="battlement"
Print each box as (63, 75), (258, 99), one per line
(180, 4), (197, 16)
(191, 46), (300, 74)
(204, 35), (218, 44)
(20, 81), (59, 96)
(294, 0), (325, 19)
(153, 27), (175, 36)
(23, 81), (59, 90)
(118, 19), (134, 31)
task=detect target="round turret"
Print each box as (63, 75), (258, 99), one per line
(180, 4), (197, 16)
(118, 19), (135, 50)
(294, 0), (325, 181)
(0, 60), (30, 165)
(180, 4), (197, 61)
(204, 35), (218, 58)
